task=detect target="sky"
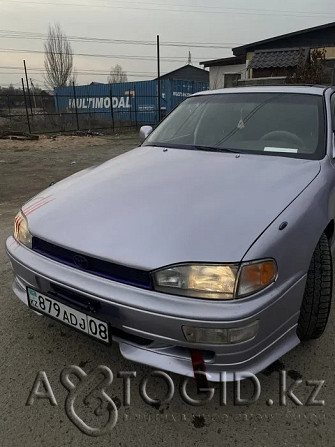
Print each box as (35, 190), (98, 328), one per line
(0, 0), (334, 88)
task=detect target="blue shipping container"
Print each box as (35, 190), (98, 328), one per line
(54, 79), (209, 124)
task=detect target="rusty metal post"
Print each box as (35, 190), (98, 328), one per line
(21, 77), (31, 133)
(72, 82), (80, 130)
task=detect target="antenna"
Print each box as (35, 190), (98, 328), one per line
(188, 51), (192, 65)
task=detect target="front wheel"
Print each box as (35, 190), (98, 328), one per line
(297, 232), (333, 341)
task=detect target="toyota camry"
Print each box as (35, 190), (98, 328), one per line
(6, 86), (334, 382)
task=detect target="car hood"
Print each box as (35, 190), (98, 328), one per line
(25, 146), (321, 270)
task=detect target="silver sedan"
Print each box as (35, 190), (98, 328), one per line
(6, 86), (334, 382)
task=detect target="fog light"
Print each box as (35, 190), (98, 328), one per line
(183, 327), (228, 344)
(228, 321), (259, 343)
(182, 321), (259, 344)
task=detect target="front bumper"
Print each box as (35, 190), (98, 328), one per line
(6, 236), (304, 381)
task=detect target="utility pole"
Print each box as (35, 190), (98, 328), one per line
(21, 77), (31, 133)
(23, 60), (33, 117)
(72, 81), (80, 131)
(157, 34), (161, 122)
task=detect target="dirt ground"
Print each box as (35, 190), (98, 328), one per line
(0, 133), (335, 447)
(0, 133), (139, 204)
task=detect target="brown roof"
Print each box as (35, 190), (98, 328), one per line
(249, 48), (309, 69)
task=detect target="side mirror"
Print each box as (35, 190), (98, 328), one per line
(139, 126), (153, 143)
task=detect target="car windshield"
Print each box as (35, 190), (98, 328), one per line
(143, 92), (326, 159)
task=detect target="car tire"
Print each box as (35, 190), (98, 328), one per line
(297, 232), (333, 341)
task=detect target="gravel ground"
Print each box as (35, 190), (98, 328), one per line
(0, 133), (334, 447)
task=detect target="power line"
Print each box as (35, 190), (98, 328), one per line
(93, 0), (335, 18)
(0, 29), (239, 49)
(0, 65), (156, 75)
(0, 72), (153, 79)
(0, 66), (157, 79)
(4, 0), (335, 18)
(0, 47), (209, 62)
(91, 0), (335, 15)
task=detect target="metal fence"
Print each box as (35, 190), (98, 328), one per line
(0, 79), (209, 135)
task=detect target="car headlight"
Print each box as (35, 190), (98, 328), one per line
(152, 260), (276, 299)
(14, 210), (32, 248)
(237, 260), (277, 297)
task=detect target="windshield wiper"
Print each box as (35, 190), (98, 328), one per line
(194, 145), (239, 153)
(145, 143), (239, 153)
(143, 143), (167, 147)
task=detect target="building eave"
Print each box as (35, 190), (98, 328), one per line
(233, 21), (335, 56)
(200, 55), (246, 67)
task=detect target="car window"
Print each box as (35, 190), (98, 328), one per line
(144, 92), (326, 160)
(153, 100), (204, 144)
(331, 93), (335, 131)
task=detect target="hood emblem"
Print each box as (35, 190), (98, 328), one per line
(73, 254), (89, 269)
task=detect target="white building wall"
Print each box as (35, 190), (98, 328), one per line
(209, 64), (247, 89)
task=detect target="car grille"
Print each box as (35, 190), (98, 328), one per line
(32, 237), (153, 289)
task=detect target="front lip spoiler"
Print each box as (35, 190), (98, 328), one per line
(118, 322), (300, 382)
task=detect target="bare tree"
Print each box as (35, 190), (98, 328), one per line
(108, 64), (128, 83)
(44, 24), (74, 89)
(286, 48), (326, 85)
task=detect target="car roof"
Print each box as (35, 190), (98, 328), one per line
(193, 85), (333, 96)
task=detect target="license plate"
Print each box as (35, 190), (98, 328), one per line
(27, 288), (110, 343)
